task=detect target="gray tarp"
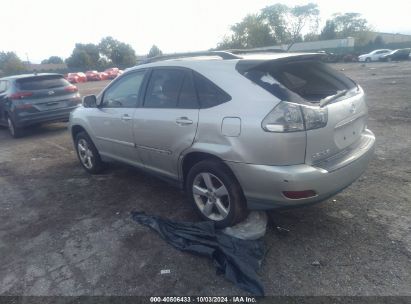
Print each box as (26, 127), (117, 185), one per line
(131, 212), (265, 296)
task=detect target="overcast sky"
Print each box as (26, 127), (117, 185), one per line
(2, 0), (410, 63)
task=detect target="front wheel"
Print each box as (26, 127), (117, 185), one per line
(365, 57), (371, 63)
(186, 160), (248, 228)
(75, 131), (105, 174)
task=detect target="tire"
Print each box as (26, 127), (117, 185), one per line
(7, 115), (24, 138)
(365, 57), (371, 63)
(75, 131), (105, 174)
(186, 159), (248, 228)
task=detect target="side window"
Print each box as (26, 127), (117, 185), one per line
(144, 69), (185, 108)
(102, 71), (146, 108)
(193, 73), (231, 108)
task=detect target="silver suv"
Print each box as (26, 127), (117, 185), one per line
(69, 51), (375, 227)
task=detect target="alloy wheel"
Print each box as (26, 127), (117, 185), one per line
(77, 138), (94, 169)
(192, 172), (231, 221)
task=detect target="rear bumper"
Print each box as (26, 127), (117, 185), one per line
(226, 129), (375, 210)
(13, 106), (79, 127)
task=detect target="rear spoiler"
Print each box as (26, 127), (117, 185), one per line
(15, 74), (64, 83)
(235, 53), (327, 74)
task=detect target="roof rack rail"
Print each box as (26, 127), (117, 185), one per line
(141, 51), (241, 64)
(228, 48), (286, 54)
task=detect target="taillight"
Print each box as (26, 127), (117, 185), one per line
(262, 101), (328, 133)
(10, 92), (33, 100)
(64, 85), (78, 93)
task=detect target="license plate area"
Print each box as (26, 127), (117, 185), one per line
(334, 116), (365, 149)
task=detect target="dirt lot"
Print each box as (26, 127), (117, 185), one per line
(0, 62), (410, 296)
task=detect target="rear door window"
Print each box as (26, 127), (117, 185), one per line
(144, 69), (185, 108)
(17, 76), (69, 90)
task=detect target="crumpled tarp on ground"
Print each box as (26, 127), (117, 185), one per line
(131, 212), (265, 296)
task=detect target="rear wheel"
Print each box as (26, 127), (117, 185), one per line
(75, 131), (105, 174)
(7, 116), (23, 138)
(186, 159), (247, 228)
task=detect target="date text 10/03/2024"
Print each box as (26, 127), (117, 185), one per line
(149, 296), (257, 303)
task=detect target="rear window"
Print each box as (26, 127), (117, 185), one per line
(241, 60), (356, 102)
(17, 75), (69, 90)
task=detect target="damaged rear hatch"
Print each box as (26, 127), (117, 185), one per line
(237, 53), (371, 170)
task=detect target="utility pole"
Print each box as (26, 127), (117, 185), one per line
(25, 53), (31, 72)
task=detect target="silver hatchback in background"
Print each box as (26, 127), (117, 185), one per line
(69, 51), (375, 228)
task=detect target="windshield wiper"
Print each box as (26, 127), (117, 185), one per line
(320, 90), (348, 107)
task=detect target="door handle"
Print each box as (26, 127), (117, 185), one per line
(121, 114), (132, 121)
(175, 117), (193, 126)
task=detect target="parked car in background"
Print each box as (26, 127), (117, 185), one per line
(99, 72), (109, 80)
(358, 49), (392, 62)
(0, 73), (81, 137)
(69, 51), (375, 228)
(77, 72), (87, 82)
(379, 49), (411, 61)
(104, 68), (123, 79)
(67, 72), (87, 83)
(85, 70), (102, 81)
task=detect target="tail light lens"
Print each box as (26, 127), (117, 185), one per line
(10, 92), (33, 100)
(262, 101), (328, 133)
(64, 85), (78, 93)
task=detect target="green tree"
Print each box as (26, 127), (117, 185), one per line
(286, 3), (320, 49)
(304, 32), (320, 42)
(0, 51), (25, 76)
(320, 20), (337, 40)
(147, 45), (163, 58)
(217, 3), (319, 50)
(261, 4), (290, 44)
(99, 36), (137, 68)
(41, 56), (64, 64)
(217, 14), (276, 49)
(65, 43), (100, 70)
(324, 13), (371, 46)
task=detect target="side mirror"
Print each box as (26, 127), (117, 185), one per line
(83, 95), (97, 108)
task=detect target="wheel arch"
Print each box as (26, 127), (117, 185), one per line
(180, 151), (241, 192)
(71, 124), (88, 141)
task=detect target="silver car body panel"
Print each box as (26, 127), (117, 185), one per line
(69, 53), (375, 209)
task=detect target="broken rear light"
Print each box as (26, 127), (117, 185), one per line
(262, 101), (328, 133)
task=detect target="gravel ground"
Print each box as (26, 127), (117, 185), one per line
(0, 62), (410, 296)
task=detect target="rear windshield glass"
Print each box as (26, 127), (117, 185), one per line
(17, 76), (69, 90)
(241, 60), (357, 102)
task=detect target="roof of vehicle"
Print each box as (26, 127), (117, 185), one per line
(0, 73), (62, 81)
(130, 51), (324, 71)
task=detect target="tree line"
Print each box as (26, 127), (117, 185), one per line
(0, 39), (162, 77)
(216, 3), (371, 50)
(0, 3), (381, 77)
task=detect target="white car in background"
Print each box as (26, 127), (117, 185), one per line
(358, 49), (392, 62)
